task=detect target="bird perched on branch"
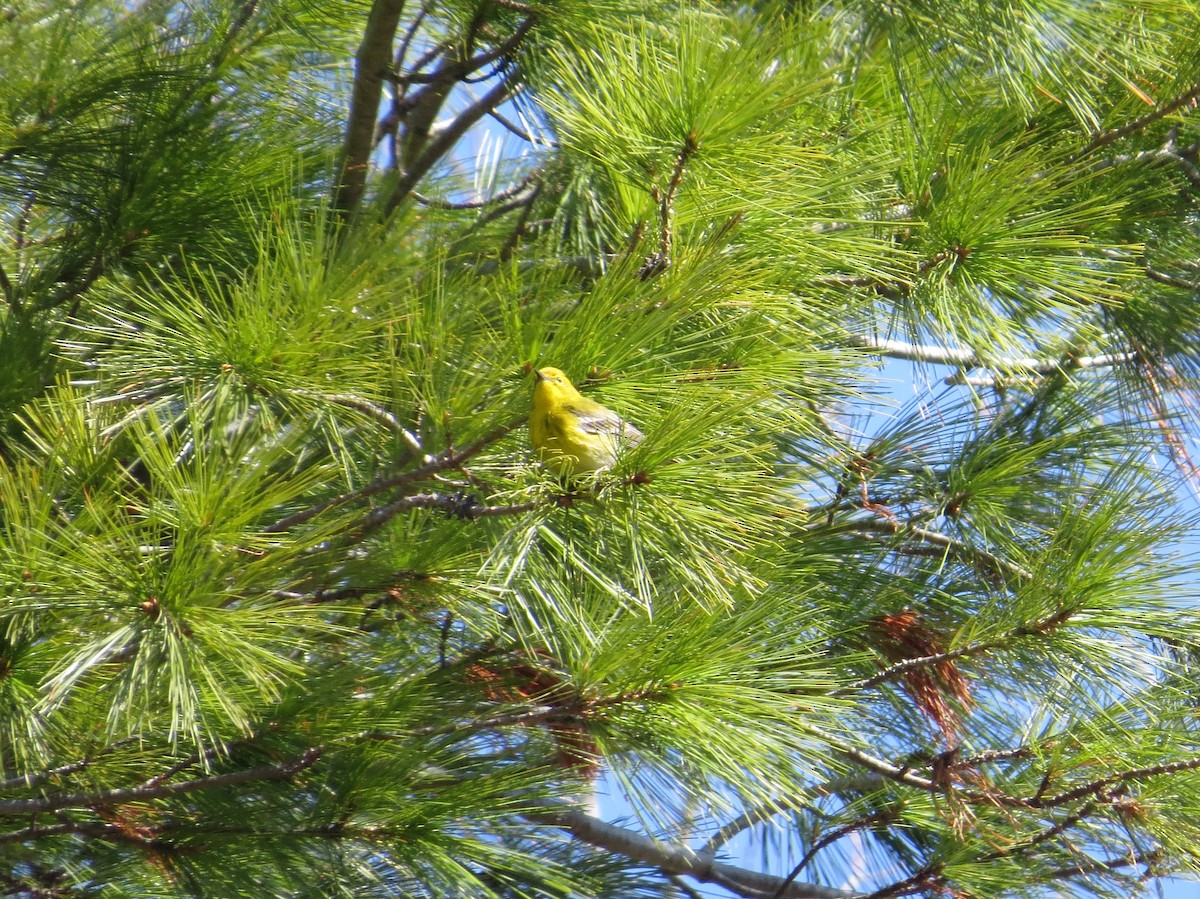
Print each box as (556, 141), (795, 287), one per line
(530, 367), (643, 478)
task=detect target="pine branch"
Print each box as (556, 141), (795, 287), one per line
(263, 420), (521, 532)
(0, 738), (140, 792)
(846, 335), (1134, 373)
(770, 812), (897, 899)
(357, 490), (540, 531)
(1044, 849), (1164, 882)
(844, 516), (1034, 583)
(386, 75), (516, 215)
(524, 801), (861, 899)
(1089, 142), (1200, 189)
(488, 105), (550, 145)
(977, 798), (1101, 862)
(700, 795), (828, 855)
(334, 0), (408, 219)
(281, 387), (423, 454)
(1074, 81), (1200, 159)
(842, 608), (1075, 693)
(639, 134), (698, 279)
(0, 748), (322, 817)
(412, 167), (541, 209)
(862, 861), (943, 899)
(1036, 755), (1200, 808)
(1145, 264), (1200, 290)
(357, 704), (562, 740)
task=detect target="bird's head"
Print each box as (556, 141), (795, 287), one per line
(533, 367), (582, 404)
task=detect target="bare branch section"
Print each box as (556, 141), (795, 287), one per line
(264, 420), (521, 533)
(846, 335), (1134, 374)
(386, 76), (516, 215)
(524, 802), (860, 899)
(334, 0), (407, 219)
(0, 748), (322, 817)
(367, 7), (539, 218)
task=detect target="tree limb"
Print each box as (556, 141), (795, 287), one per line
(333, 0), (408, 220)
(846, 335), (1134, 373)
(524, 801), (861, 899)
(281, 387), (423, 454)
(0, 748), (322, 817)
(263, 419), (521, 533)
(842, 608), (1075, 693)
(1073, 81), (1200, 159)
(386, 76), (516, 215)
(846, 516), (1034, 582)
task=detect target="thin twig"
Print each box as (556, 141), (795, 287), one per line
(488, 106), (551, 145)
(862, 861), (943, 899)
(263, 420), (521, 533)
(1044, 848), (1163, 881)
(770, 812), (896, 899)
(1073, 81), (1200, 159)
(1036, 755), (1200, 808)
(0, 748), (322, 816)
(357, 491), (541, 532)
(282, 387), (422, 454)
(1145, 264), (1200, 290)
(0, 738), (140, 792)
(845, 516), (1034, 582)
(412, 167), (541, 210)
(977, 798), (1099, 862)
(842, 609), (1074, 694)
(640, 134), (699, 279)
(392, 1), (429, 73)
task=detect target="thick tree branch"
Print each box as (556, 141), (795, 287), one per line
(524, 801), (860, 899)
(386, 76), (516, 215)
(333, 0), (407, 220)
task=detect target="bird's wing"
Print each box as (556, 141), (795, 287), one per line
(570, 404), (643, 446)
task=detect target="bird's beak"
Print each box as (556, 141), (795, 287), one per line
(534, 369), (546, 382)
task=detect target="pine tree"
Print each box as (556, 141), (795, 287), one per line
(4, 1), (1200, 896)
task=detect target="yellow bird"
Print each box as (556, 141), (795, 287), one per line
(530, 367), (643, 478)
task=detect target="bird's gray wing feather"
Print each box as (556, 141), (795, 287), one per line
(572, 405), (643, 446)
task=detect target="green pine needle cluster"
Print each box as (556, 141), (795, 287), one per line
(2, 1), (1200, 897)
